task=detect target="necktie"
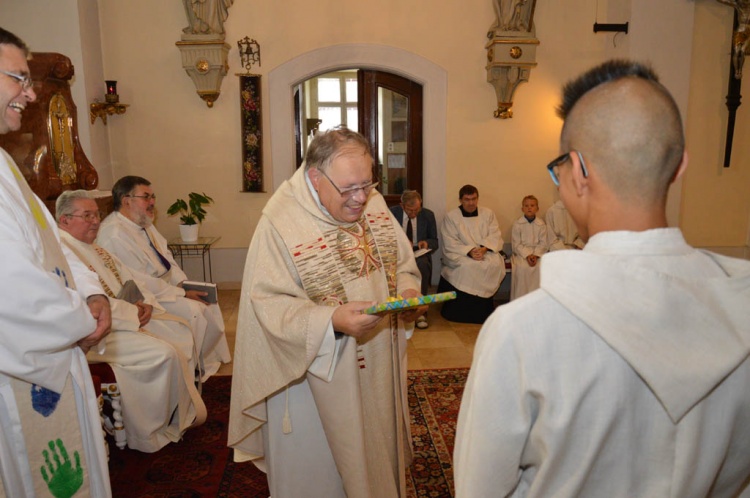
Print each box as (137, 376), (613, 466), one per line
(406, 218), (415, 247)
(143, 228), (172, 271)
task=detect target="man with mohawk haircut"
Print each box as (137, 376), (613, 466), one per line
(455, 60), (750, 497)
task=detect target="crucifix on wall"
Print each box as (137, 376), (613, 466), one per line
(717, 0), (750, 167)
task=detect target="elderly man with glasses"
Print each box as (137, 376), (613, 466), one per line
(229, 126), (424, 498)
(98, 175), (230, 380)
(455, 60), (750, 497)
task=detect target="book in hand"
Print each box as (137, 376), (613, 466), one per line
(116, 279), (145, 304)
(413, 247), (432, 258)
(182, 280), (218, 304)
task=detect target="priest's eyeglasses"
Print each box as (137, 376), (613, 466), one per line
(126, 193), (157, 201)
(319, 168), (379, 198)
(66, 211), (102, 223)
(0, 70), (33, 91)
(547, 150), (589, 186)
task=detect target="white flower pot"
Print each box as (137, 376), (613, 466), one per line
(179, 224), (199, 242)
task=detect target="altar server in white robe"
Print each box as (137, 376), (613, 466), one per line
(545, 199), (584, 251)
(0, 28), (112, 497)
(438, 184), (505, 323)
(56, 191), (207, 452)
(97, 176), (230, 379)
(228, 127), (424, 498)
(455, 60), (750, 497)
(510, 195), (547, 300)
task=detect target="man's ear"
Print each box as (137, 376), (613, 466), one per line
(569, 152), (589, 197)
(671, 150), (688, 184)
(307, 167), (321, 191)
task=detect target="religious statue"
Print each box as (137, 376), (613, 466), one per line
(182, 0), (234, 37)
(491, 0), (533, 33)
(718, 0), (750, 79)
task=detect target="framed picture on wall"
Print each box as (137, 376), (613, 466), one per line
(392, 94), (408, 119)
(387, 153), (406, 169)
(391, 121), (407, 142)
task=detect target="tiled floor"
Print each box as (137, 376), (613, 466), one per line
(215, 288), (483, 375)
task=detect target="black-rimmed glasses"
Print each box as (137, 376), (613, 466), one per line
(547, 150), (588, 186)
(126, 194), (157, 201)
(319, 168), (378, 199)
(65, 212), (102, 223)
(0, 70), (33, 91)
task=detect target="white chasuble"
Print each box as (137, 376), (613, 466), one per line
(229, 166), (420, 498)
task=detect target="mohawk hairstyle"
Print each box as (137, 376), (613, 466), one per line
(556, 60), (659, 119)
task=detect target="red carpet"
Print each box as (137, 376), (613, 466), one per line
(109, 369), (468, 497)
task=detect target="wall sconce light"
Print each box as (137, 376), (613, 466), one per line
(90, 80), (129, 125)
(237, 37), (261, 73)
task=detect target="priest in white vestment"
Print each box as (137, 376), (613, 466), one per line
(455, 60), (750, 497)
(438, 184), (505, 323)
(0, 28), (112, 497)
(228, 127), (424, 498)
(545, 199), (584, 251)
(97, 176), (230, 379)
(510, 195), (547, 300)
(57, 191), (207, 452)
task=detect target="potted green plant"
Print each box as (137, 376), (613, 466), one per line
(167, 192), (214, 242)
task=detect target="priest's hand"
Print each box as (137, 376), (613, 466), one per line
(469, 246), (488, 260)
(185, 289), (210, 305)
(398, 288), (428, 323)
(332, 301), (384, 339)
(135, 301), (153, 327)
(79, 294), (112, 353)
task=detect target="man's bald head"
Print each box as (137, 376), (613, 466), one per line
(558, 60), (684, 204)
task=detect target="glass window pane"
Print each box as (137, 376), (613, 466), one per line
(317, 78), (341, 102)
(345, 78), (358, 103)
(318, 107), (342, 131)
(347, 107), (358, 132)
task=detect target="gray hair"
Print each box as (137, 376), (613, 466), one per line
(401, 190), (422, 205)
(55, 190), (95, 222)
(303, 126), (373, 173)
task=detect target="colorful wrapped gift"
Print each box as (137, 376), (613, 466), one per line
(362, 291), (457, 315)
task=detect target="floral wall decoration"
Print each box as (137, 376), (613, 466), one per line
(240, 74), (263, 192)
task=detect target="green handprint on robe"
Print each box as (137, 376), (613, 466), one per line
(40, 438), (84, 498)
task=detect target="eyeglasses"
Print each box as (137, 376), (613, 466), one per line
(0, 70), (33, 91)
(65, 211), (102, 223)
(547, 150), (589, 186)
(319, 168), (378, 199)
(125, 193), (157, 201)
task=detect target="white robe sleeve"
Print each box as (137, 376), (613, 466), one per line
(0, 201), (97, 389)
(441, 212), (476, 267)
(478, 208), (503, 253)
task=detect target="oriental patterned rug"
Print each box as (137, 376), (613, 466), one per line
(109, 369), (468, 497)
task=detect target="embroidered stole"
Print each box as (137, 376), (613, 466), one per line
(4, 157), (91, 497)
(282, 207), (399, 369)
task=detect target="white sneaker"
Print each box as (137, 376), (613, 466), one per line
(416, 316), (428, 329)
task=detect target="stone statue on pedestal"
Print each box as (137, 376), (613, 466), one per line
(182, 0), (234, 39)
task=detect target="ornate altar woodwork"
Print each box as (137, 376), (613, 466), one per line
(0, 52), (101, 212)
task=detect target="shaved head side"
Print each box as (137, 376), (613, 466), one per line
(560, 60), (684, 203)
